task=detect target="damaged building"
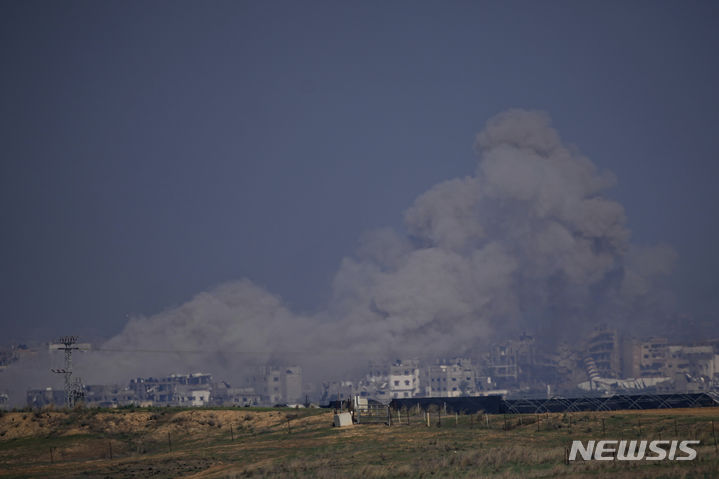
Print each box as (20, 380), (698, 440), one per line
(423, 358), (477, 397)
(248, 366), (303, 405)
(129, 373), (213, 406)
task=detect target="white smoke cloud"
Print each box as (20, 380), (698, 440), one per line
(62, 109), (677, 386)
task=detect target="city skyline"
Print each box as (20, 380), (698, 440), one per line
(1, 2), (719, 410)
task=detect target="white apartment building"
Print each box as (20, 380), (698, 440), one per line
(388, 359), (421, 399)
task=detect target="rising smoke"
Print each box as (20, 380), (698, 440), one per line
(74, 109), (677, 385)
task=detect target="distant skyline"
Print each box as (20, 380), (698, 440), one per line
(2, 1), (718, 343)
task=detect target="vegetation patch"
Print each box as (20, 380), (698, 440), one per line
(1, 407), (718, 478)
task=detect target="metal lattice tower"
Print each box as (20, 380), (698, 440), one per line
(50, 336), (84, 407)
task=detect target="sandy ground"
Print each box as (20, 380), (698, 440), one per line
(0, 408), (324, 440)
(2, 407), (718, 478)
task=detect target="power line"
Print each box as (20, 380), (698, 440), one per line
(50, 336), (84, 407)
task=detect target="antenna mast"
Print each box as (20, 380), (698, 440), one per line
(50, 336), (84, 407)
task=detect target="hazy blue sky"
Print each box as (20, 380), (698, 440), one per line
(1, 0), (718, 342)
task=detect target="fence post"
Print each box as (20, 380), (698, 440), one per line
(712, 420), (717, 453)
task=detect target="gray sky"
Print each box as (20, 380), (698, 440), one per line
(1, 0), (718, 343)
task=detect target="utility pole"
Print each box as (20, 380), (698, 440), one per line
(50, 336), (84, 408)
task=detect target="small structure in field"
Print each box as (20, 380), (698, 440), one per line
(333, 412), (353, 427)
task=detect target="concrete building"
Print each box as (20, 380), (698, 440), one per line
(211, 382), (261, 406)
(28, 374), (261, 408)
(638, 338), (670, 377)
(388, 359), (421, 399)
(321, 380), (360, 405)
(26, 388), (65, 408)
(665, 345), (715, 380)
(424, 358), (476, 397)
(83, 384), (136, 407)
(249, 366), (303, 405)
(487, 334), (535, 387)
(350, 359), (422, 401)
(128, 373), (213, 406)
(585, 326), (621, 378)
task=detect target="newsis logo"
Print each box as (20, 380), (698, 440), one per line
(569, 440), (700, 461)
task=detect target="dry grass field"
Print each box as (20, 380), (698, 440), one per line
(1, 406), (719, 478)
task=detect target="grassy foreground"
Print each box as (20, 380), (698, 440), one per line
(1, 406), (719, 478)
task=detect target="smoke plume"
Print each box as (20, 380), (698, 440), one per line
(74, 109), (676, 384)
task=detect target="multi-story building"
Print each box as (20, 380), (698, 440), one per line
(388, 359), (421, 399)
(83, 384), (136, 407)
(26, 388), (65, 408)
(665, 345), (715, 380)
(487, 334), (536, 387)
(249, 366), (303, 405)
(211, 382), (261, 406)
(424, 358), (476, 397)
(585, 326), (621, 378)
(321, 380), (359, 404)
(129, 373), (213, 406)
(28, 374), (262, 408)
(356, 359), (422, 400)
(639, 338), (670, 377)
